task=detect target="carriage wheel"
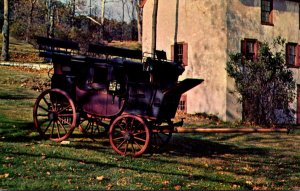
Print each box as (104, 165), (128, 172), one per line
(79, 115), (109, 139)
(109, 114), (150, 157)
(150, 121), (173, 150)
(33, 89), (76, 142)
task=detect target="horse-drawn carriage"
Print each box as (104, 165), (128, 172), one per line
(33, 37), (203, 156)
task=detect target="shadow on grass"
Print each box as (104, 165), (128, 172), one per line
(2, 146), (253, 189)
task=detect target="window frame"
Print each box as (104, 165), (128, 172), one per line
(171, 42), (188, 66)
(241, 39), (260, 62)
(261, 0), (274, 26)
(286, 43), (300, 68)
(177, 94), (187, 113)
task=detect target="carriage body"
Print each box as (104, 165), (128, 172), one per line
(33, 37), (203, 156)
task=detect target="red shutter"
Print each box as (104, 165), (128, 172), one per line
(241, 40), (246, 63)
(183, 43), (188, 66)
(254, 40), (261, 60)
(297, 45), (300, 67)
(286, 44), (289, 65)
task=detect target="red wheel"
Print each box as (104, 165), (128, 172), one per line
(79, 115), (109, 139)
(109, 115), (150, 157)
(150, 120), (173, 150)
(33, 89), (77, 142)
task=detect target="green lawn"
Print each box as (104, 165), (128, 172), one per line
(0, 66), (299, 190)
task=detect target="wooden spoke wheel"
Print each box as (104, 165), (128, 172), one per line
(150, 121), (173, 150)
(109, 114), (150, 157)
(79, 115), (109, 139)
(33, 89), (76, 142)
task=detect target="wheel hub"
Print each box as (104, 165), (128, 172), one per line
(48, 111), (58, 121)
(123, 132), (133, 141)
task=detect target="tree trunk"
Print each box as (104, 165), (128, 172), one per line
(101, 0), (105, 41)
(47, 0), (55, 38)
(121, 0), (125, 41)
(135, 0), (142, 43)
(26, 0), (37, 42)
(1, 0), (9, 61)
(131, 0), (135, 40)
(151, 0), (158, 57)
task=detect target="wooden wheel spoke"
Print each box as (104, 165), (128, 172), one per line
(117, 139), (126, 149)
(133, 131), (146, 136)
(50, 121), (55, 139)
(131, 143), (136, 153)
(37, 113), (48, 117)
(43, 119), (53, 134)
(38, 105), (49, 113)
(124, 141), (129, 155)
(128, 118), (135, 130)
(134, 141), (143, 149)
(134, 136), (146, 143)
(57, 119), (68, 134)
(58, 117), (72, 126)
(58, 105), (71, 114)
(113, 136), (124, 141)
(56, 122), (61, 139)
(42, 97), (50, 106)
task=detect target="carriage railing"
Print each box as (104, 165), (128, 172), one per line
(36, 36), (80, 59)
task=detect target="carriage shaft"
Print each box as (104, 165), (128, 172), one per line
(174, 127), (288, 133)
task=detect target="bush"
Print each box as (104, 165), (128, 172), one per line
(226, 37), (295, 126)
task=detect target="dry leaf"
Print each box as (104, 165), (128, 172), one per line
(96, 176), (104, 181)
(106, 183), (113, 190)
(61, 141), (70, 145)
(5, 156), (13, 160)
(174, 185), (181, 190)
(0, 173), (9, 178)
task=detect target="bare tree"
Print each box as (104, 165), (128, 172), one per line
(26, 0), (38, 42)
(47, 0), (55, 38)
(120, 0), (126, 41)
(1, 0), (9, 61)
(135, 0), (142, 43)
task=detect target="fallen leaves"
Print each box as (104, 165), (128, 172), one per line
(96, 176), (105, 181)
(0, 173), (9, 178)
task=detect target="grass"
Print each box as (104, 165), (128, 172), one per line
(0, 35), (43, 63)
(0, 66), (300, 190)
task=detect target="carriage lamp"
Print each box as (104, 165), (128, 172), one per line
(109, 80), (120, 92)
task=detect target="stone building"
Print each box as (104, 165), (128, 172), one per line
(141, 0), (300, 122)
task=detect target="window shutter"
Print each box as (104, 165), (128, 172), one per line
(297, 45), (300, 66)
(254, 40), (258, 60)
(241, 40), (246, 63)
(183, 43), (188, 66)
(286, 44), (290, 66)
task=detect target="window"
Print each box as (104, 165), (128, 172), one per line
(171, 42), (188, 66)
(286, 43), (300, 67)
(177, 94), (187, 112)
(241, 39), (260, 61)
(261, 0), (273, 25)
